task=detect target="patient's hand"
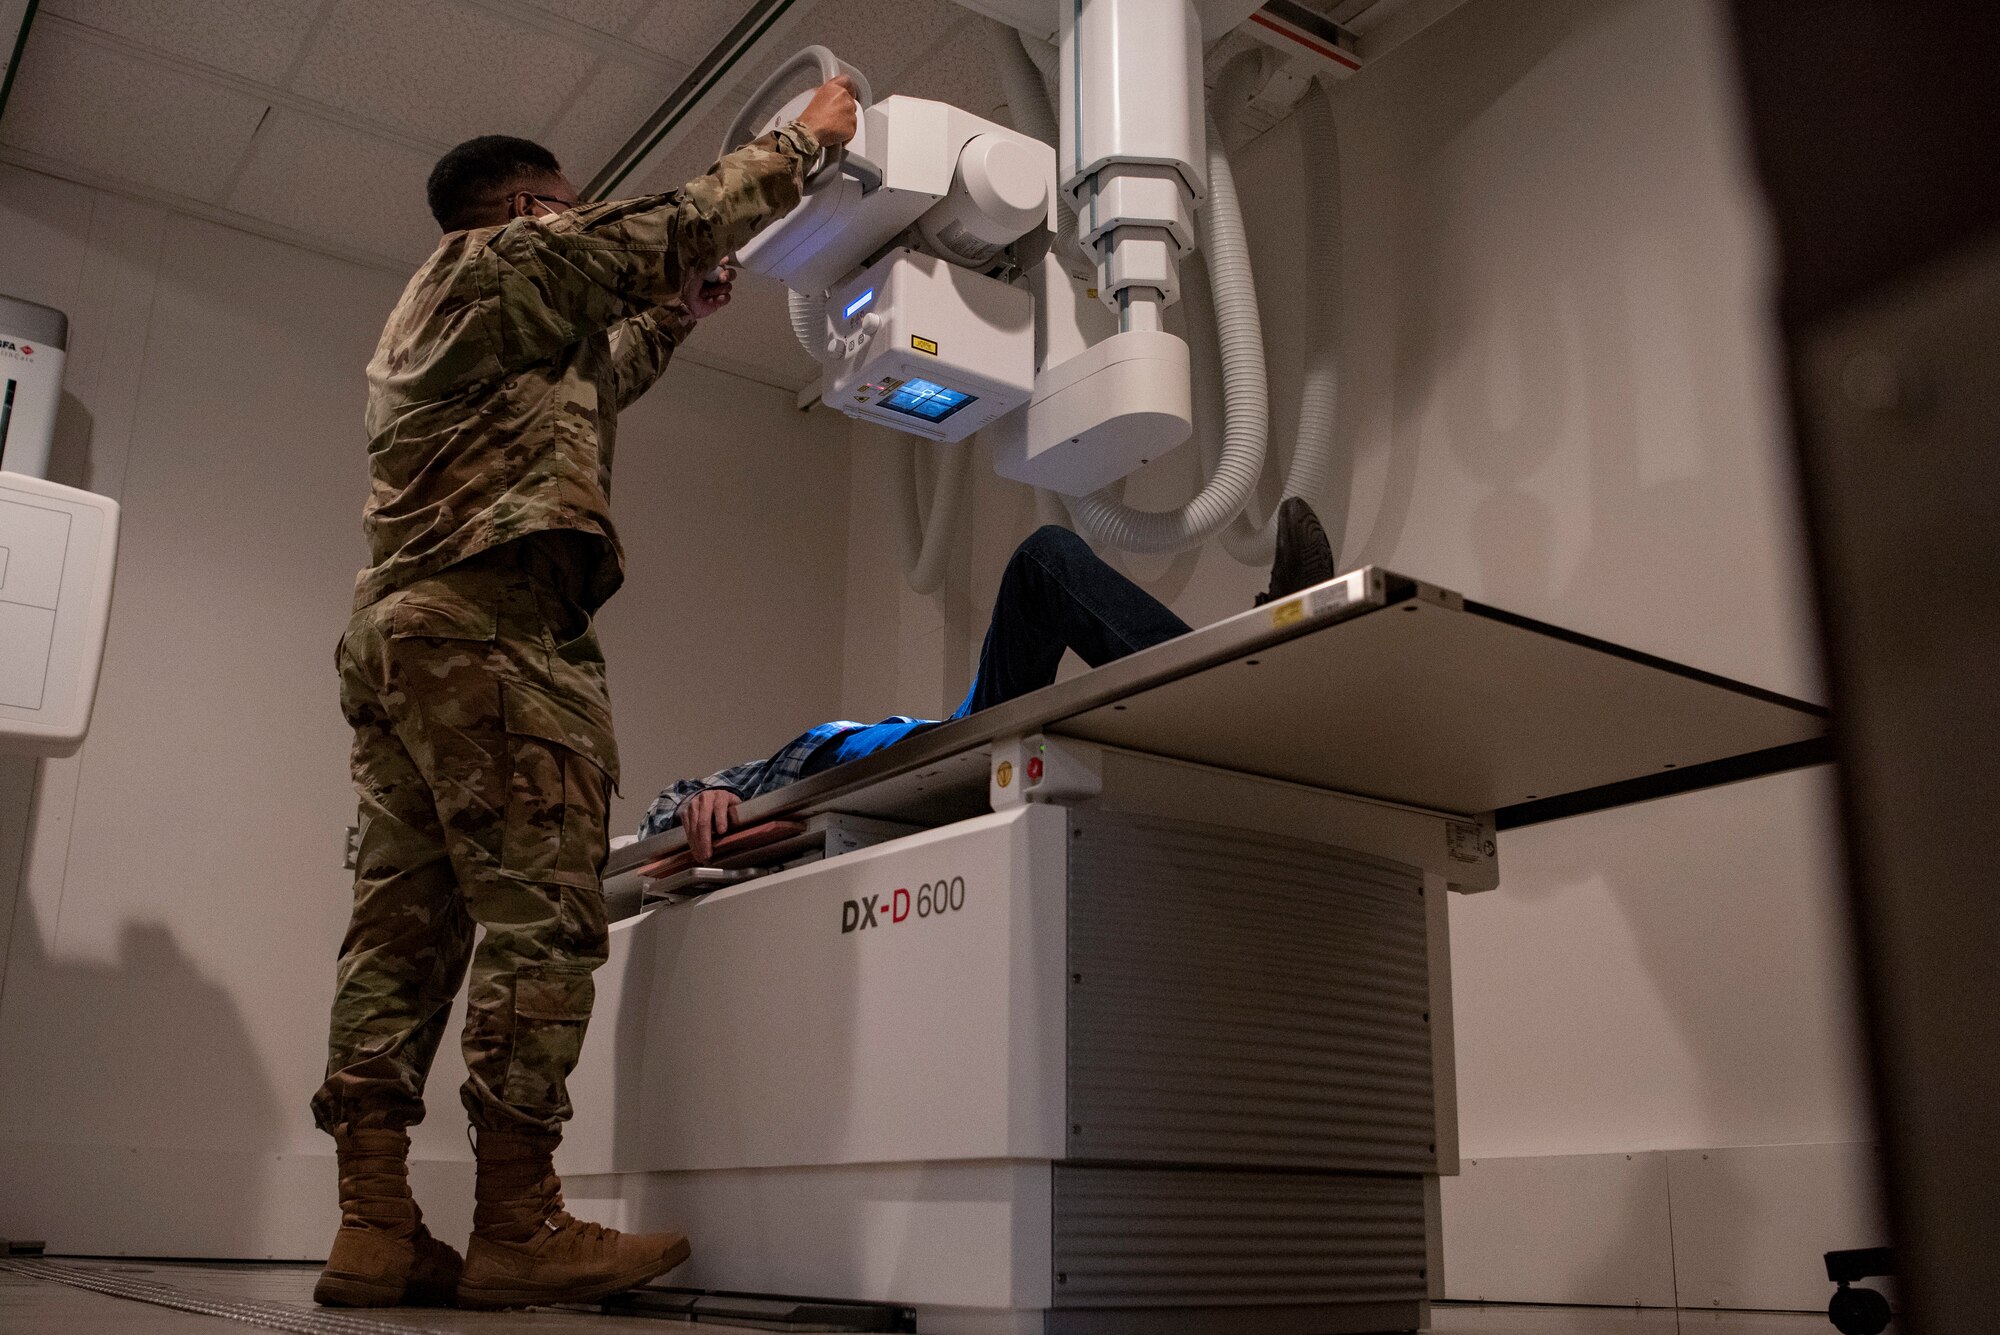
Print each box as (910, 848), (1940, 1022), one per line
(683, 788), (740, 862)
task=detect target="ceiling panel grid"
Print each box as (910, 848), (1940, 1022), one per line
(39, 0), (326, 83)
(290, 0), (601, 145)
(0, 0), (1015, 387)
(1, 0), (717, 267)
(0, 22), (272, 200)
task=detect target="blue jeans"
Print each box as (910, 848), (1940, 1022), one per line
(802, 527), (1192, 774)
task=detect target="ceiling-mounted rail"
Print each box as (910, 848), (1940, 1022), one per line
(584, 0), (809, 202)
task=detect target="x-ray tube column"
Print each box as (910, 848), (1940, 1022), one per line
(1059, 0), (1206, 330)
(993, 0), (1205, 498)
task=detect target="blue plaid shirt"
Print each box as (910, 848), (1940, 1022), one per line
(638, 717), (928, 839)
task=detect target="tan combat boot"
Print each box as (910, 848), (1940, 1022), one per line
(314, 1126), (464, 1307)
(457, 1127), (689, 1310)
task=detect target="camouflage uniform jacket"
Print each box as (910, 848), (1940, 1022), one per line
(354, 122), (821, 613)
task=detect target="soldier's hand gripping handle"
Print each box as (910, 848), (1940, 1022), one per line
(798, 76), (860, 147)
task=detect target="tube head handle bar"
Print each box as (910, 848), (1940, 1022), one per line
(721, 45), (874, 189)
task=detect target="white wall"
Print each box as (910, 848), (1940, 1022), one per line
(842, 0), (1871, 1307)
(837, 425), (978, 725)
(0, 163), (851, 1256)
(1306, 0), (1864, 1164)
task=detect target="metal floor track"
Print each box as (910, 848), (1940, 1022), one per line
(0, 1258), (456, 1335)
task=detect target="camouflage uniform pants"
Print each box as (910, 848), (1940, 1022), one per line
(312, 537), (621, 1134)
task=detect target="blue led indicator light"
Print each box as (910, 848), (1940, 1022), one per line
(843, 288), (875, 320)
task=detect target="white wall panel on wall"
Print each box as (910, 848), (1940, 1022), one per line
(1442, 1152), (1677, 1307)
(1440, 1143), (1886, 1312)
(1667, 1144), (1888, 1313)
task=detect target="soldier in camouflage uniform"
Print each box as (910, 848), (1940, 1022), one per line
(310, 77), (861, 1312)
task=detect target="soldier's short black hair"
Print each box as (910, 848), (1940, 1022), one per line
(427, 135), (563, 231)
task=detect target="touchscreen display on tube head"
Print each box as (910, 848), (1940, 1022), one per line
(880, 378), (976, 423)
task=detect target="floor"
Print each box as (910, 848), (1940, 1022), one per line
(1428, 1304), (1842, 1333)
(0, 1260), (768, 1334)
(0, 1259), (1854, 1335)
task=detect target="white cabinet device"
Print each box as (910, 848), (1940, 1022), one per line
(0, 294), (120, 758)
(1, 293), (64, 481)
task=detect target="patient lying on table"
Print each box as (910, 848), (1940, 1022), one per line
(642, 503), (1336, 859)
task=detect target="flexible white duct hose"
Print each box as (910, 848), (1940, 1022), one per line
(1061, 110), (1269, 554)
(997, 26), (1056, 146)
(1019, 30), (1058, 86)
(1216, 82), (1346, 566)
(894, 437), (972, 595)
(1014, 33), (1273, 553)
(788, 290), (832, 363)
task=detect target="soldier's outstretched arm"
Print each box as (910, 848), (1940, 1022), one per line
(606, 303), (696, 411)
(486, 122), (819, 355)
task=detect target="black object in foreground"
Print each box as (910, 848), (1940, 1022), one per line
(1824, 1246), (1895, 1335)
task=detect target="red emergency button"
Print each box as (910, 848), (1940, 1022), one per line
(1026, 756), (1044, 782)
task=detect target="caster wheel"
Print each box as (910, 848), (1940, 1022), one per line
(1829, 1284), (1892, 1335)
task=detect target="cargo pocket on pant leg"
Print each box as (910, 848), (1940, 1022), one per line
(499, 684), (614, 892)
(503, 962), (597, 1114)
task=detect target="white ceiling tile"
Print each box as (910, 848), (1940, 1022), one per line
(628, 0), (982, 145)
(616, 0), (994, 198)
(625, 0), (754, 66)
(41, 0), (326, 83)
(291, 0), (598, 146)
(514, 0), (652, 37)
(226, 110), (443, 265)
(628, 94), (746, 197)
(0, 26), (270, 201)
(633, 0), (972, 94)
(884, 14), (1008, 121)
(803, 0), (967, 91)
(544, 58), (684, 186)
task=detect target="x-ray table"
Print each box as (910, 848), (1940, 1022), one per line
(569, 569), (1828, 1335)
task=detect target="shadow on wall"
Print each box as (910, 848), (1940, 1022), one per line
(1354, 0), (1797, 662)
(0, 757), (37, 1001)
(1347, 0), (1591, 570)
(46, 392), (94, 492)
(0, 767), (287, 1256)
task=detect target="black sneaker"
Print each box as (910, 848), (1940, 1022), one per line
(1255, 497), (1337, 605)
